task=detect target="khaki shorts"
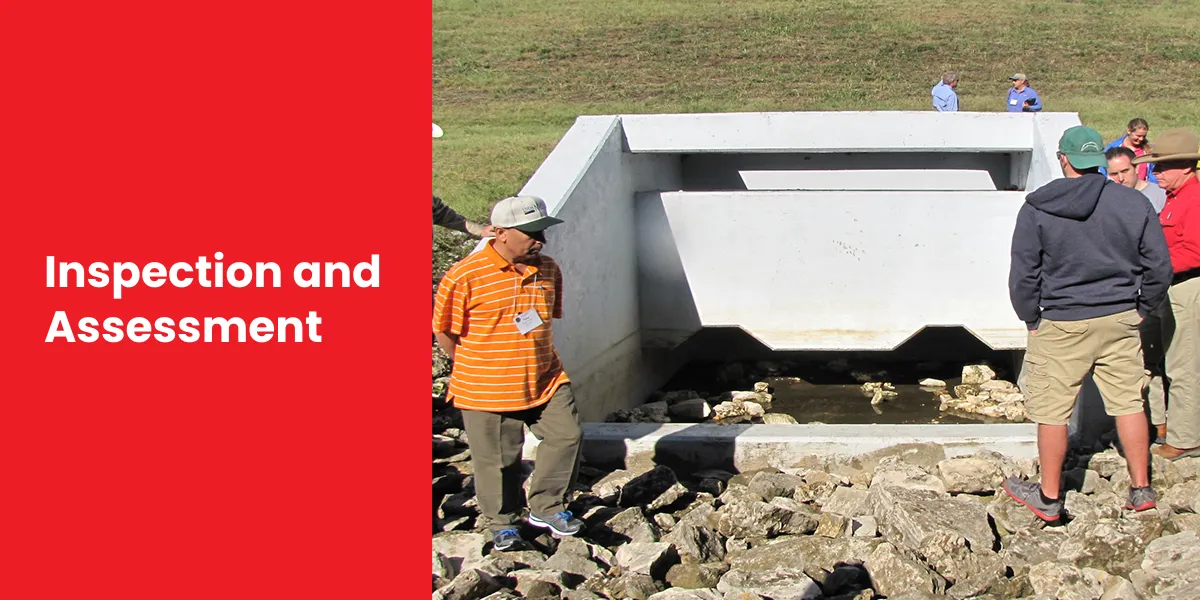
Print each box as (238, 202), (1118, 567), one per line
(1021, 309), (1147, 425)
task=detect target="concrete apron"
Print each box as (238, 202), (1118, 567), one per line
(523, 422), (1037, 472)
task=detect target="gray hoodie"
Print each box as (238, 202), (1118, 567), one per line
(1009, 173), (1172, 328)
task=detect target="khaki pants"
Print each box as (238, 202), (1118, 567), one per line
(1162, 277), (1200, 448)
(460, 384), (582, 533)
(1143, 308), (1167, 426)
(1022, 310), (1146, 426)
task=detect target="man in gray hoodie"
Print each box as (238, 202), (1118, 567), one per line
(1004, 125), (1173, 522)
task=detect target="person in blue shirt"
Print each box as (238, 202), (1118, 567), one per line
(1005, 73), (1042, 112)
(1103, 118), (1158, 184)
(931, 71), (959, 112)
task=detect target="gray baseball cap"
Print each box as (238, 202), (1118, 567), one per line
(490, 196), (563, 232)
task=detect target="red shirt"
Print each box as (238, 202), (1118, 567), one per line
(1160, 175), (1200, 274)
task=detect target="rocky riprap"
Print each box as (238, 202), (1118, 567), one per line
(433, 418), (1200, 600)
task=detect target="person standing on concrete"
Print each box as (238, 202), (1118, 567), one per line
(1005, 73), (1042, 112)
(433, 196), (583, 550)
(932, 71), (959, 112)
(1132, 129), (1200, 460)
(1106, 118), (1157, 184)
(1005, 126), (1172, 520)
(1107, 145), (1170, 443)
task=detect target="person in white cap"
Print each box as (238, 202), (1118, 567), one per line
(432, 196), (583, 550)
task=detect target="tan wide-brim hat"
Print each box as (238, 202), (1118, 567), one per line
(1132, 127), (1200, 165)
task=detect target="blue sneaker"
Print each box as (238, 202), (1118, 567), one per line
(492, 528), (523, 551)
(527, 510), (583, 536)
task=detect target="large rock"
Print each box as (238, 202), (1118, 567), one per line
(593, 468), (648, 503)
(433, 551), (457, 580)
(918, 530), (999, 584)
(821, 486), (870, 518)
(432, 569), (503, 600)
(510, 569), (570, 599)
(1000, 528), (1068, 573)
(665, 563), (728, 589)
(716, 567), (822, 600)
(1027, 562), (1106, 600)
(937, 456), (1004, 494)
(615, 542), (678, 579)
(670, 398), (713, 420)
(962, 364), (997, 384)
(1099, 576), (1140, 600)
(815, 513), (849, 538)
(647, 589), (723, 600)
(1169, 512), (1200, 534)
(726, 536), (881, 574)
(762, 413), (799, 425)
(586, 571), (661, 600)
(664, 521), (726, 564)
(988, 491), (1046, 535)
(1163, 479), (1200, 513)
(870, 458), (948, 495)
(747, 471), (805, 501)
(708, 497), (818, 539)
(607, 506), (662, 543)
(1132, 530), (1200, 599)
(1086, 450), (1127, 479)
(864, 542), (947, 598)
(1172, 457), (1200, 482)
(475, 550), (549, 578)
(1058, 514), (1164, 576)
(869, 484), (995, 554)
(542, 537), (610, 578)
(432, 531), (487, 574)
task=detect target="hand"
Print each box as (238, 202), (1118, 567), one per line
(480, 224), (496, 238)
(1029, 329), (1038, 335)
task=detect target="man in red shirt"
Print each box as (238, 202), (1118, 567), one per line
(1133, 128), (1200, 460)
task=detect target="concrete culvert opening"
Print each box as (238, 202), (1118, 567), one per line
(621, 325), (1025, 426)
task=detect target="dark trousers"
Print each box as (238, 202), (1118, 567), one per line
(460, 384), (582, 533)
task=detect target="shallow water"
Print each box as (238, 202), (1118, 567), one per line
(763, 377), (999, 425)
(659, 357), (1017, 425)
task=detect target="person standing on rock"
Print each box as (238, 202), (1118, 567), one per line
(1108, 145), (1170, 443)
(1131, 128), (1200, 461)
(1006, 125), (1172, 520)
(432, 195), (584, 550)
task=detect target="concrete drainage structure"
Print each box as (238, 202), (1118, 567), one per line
(508, 111), (1093, 465)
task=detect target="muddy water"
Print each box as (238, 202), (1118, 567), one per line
(659, 358), (1018, 425)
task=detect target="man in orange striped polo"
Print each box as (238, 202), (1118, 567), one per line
(432, 195), (582, 550)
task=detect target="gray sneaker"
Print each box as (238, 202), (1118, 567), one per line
(1126, 486), (1157, 511)
(492, 528), (524, 551)
(1003, 477), (1063, 522)
(527, 510), (583, 536)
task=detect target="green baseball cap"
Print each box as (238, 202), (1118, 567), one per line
(1058, 126), (1107, 170)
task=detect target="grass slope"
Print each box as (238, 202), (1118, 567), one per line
(434, 0), (1200, 243)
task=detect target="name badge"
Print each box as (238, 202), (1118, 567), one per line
(514, 309), (544, 335)
(1009, 99), (1019, 105)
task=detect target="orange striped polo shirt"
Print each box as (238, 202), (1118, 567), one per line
(432, 240), (569, 412)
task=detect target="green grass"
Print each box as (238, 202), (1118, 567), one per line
(434, 0), (1200, 261)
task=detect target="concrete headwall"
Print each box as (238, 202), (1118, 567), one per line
(516, 116), (685, 420)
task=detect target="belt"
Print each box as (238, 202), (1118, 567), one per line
(1173, 269), (1200, 285)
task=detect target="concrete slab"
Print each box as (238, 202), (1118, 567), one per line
(523, 423), (1037, 471)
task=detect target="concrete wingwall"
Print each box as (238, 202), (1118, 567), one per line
(517, 116), (684, 421)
